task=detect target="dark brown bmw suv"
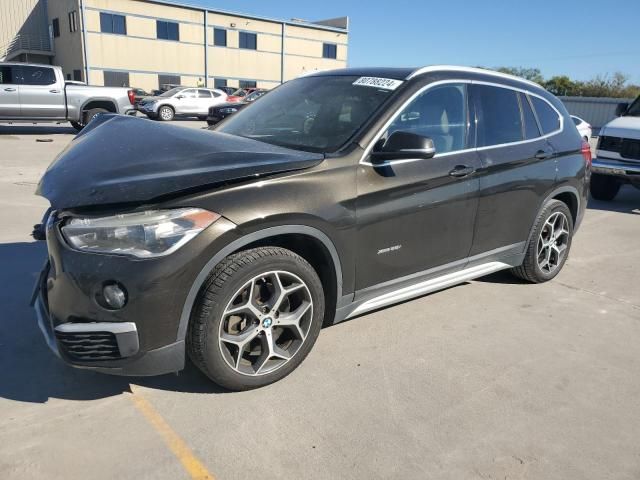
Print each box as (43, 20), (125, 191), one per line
(33, 66), (590, 390)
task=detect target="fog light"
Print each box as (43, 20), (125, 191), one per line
(100, 282), (127, 310)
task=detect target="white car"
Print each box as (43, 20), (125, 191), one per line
(137, 87), (228, 121)
(571, 115), (592, 141)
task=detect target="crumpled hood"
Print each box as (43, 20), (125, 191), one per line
(37, 114), (324, 209)
(600, 116), (640, 140)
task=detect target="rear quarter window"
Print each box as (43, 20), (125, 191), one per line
(531, 96), (561, 135)
(520, 93), (541, 140)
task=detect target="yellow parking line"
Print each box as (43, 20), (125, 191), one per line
(129, 389), (215, 480)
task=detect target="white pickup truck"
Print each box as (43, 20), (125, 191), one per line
(591, 95), (640, 200)
(0, 62), (135, 131)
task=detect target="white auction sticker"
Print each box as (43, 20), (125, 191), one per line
(352, 77), (403, 90)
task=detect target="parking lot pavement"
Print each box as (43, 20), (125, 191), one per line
(1, 122), (639, 480)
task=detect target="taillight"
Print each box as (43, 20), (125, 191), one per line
(127, 89), (135, 105)
(581, 140), (592, 167)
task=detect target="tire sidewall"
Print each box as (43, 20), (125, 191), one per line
(196, 253), (325, 390)
(530, 201), (573, 282)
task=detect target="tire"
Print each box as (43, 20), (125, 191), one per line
(206, 120), (215, 126)
(187, 247), (325, 391)
(590, 173), (621, 201)
(70, 121), (83, 132)
(511, 199), (573, 283)
(158, 105), (174, 121)
(197, 115), (207, 121)
(82, 107), (107, 126)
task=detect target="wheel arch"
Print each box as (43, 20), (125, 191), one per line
(524, 186), (580, 251)
(176, 225), (344, 342)
(81, 98), (117, 114)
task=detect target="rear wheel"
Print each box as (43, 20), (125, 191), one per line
(197, 115), (207, 121)
(158, 105), (174, 121)
(511, 199), (573, 283)
(187, 247), (325, 390)
(83, 107), (107, 126)
(590, 173), (621, 201)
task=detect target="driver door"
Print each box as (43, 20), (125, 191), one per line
(355, 83), (481, 290)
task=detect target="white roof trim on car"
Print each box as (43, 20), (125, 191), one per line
(407, 65), (542, 89)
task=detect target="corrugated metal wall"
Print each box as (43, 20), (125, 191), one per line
(560, 96), (635, 132)
(0, 0), (50, 59)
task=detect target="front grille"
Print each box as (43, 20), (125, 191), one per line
(621, 139), (640, 160)
(598, 135), (623, 152)
(55, 331), (122, 361)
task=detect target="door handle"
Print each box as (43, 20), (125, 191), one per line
(49, 89), (61, 93)
(4, 87), (16, 92)
(449, 165), (476, 177)
(535, 150), (554, 160)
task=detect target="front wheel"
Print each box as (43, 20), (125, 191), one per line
(187, 247), (325, 391)
(158, 105), (174, 121)
(590, 173), (621, 201)
(511, 199), (573, 283)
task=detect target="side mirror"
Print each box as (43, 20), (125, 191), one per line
(370, 131), (436, 162)
(615, 102), (629, 116)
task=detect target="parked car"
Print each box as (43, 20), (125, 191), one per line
(226, 87), (259, 103)
(137, 87), (228, 120)
(590, 95), (640, 200)
(33, 66), (588, 391)
(570, 115), (592, 141)
(206, 88), (268, 125)
(0, 62), (135, 130)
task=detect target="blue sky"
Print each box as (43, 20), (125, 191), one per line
(187, 0), (640, 83)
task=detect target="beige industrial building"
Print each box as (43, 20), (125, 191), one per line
(1, 0), (349, 91)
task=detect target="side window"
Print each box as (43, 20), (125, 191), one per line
(475, 85), (523, 147)
(520, 93), (541, 140)
(0, 66), (17, 84)
(181, 89), (196, 98)
(386, 84), (468, 154)
(531, 96), (561, 134)
(21, 66), (56, 86)
(198, 89), (212, 98)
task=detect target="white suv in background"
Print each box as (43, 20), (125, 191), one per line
(591, 96), (640, 200)
(137, 87), (228, 121)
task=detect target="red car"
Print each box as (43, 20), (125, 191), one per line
(226, 87), (260, 103)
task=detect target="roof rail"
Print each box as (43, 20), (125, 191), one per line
(406, 65), (542, 89)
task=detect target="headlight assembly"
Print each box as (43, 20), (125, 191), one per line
(61, 208), (220, 258)
(220, 107), (238, 114)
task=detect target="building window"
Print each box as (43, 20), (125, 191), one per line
(68, 11), (78, 32)
(239, 32), (257, 50)
(158, 74), (181, 88)
(73, 69), (82, 81)
(104, 70), (130, 87)
(66, 73), (71, 80)
(157, 20), (179, 41)
(214, 28), (227, 47)
(52, 18), (60, 38)
(322, 43), (337, 59)
(214, 78), (227, 88)
(239, 80), (257, 89)
(100, 12), (127, 35)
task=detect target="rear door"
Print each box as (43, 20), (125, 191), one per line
(356, 83), (481, 290)
(469, 83), (557, 257)
(196, 89), (214, 114)
(0, 65), (21, 118)
(18, 65), (66, 119)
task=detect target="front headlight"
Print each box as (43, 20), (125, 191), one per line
(61, 208), (220, 258)
(220, 107), (238, 114)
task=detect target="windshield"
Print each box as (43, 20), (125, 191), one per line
(159, 87), (183, 98)
(217, 75), (397, 152)
(231, 88), (247, 97)
(245, 90), (266, 102)
(626, 96), (640, 116)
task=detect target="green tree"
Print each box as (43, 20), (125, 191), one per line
(544, 76), (579, 96)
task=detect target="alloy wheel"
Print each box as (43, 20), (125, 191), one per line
(218, 271), (313, 376)
(536, 211), (570, 274)
(160, 107), (173, 120)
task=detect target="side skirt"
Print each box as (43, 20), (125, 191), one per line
(334, 245), (524, 322)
